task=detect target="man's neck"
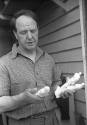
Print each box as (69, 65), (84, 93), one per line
(18, 47), (37, 62)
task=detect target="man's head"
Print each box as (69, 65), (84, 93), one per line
(10, 9), (39, 51)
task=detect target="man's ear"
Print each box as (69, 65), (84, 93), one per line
(13, 30), (17, 39)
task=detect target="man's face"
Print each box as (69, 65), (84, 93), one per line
(14, 15), (38, 51)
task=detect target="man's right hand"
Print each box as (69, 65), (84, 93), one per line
(24, 86), (50, 102)
(26, 88), (38, 94)
(24, 88), (43, 103)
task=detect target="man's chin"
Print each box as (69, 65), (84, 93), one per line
(26, 46), (36, 51)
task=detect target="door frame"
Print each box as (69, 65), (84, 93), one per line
(79, 0), (87, 123)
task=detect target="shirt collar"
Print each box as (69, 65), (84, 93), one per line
(36, 46), (44, 62)
(11, 43), (44, 61)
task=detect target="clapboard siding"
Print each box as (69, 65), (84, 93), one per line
(39, 1), (65, 28)
(56, 62), (83, 74)
(75, 101), (86, 118)
(39, 7), (80, 37)
(41, 34), (81, 53)
(75, 88), (85, 102)
(39, 21), (81, 46)
(51, 48), (82, 62)
(39, 0), (79, 28)
(39, 0), (86, 122)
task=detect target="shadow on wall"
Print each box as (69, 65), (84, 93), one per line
(0, 19), (14, 57)
(0, 19), (14, 125)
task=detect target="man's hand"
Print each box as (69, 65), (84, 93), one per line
(24, 86), (50, 103)
(24, 88), (43, 103)
(27, 88), (38, 94)
(25, 86), (50, 98)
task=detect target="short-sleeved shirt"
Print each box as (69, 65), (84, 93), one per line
(0, 44), (61, 120)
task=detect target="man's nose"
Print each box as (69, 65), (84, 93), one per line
(27, 31), (32, 39)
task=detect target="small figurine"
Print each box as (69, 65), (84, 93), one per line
(35, 86), (50, 97)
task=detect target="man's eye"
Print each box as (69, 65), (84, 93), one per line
(20, 31), (27, 35)
(31, 30), (36, 33)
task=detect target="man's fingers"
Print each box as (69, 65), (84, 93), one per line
(26, 88), (38, 94)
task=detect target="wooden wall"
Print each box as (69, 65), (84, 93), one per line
(38, 0), (86, 124)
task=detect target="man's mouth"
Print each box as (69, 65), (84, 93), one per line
(26, 41), (35, 45)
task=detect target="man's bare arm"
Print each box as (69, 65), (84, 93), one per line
(0, 89), (42, 113)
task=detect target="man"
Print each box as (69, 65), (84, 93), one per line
(0, 10), (84, 125)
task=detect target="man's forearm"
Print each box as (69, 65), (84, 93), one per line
(0, 91), (41, 113)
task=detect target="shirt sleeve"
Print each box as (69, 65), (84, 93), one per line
(0, 62), (10, 96)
